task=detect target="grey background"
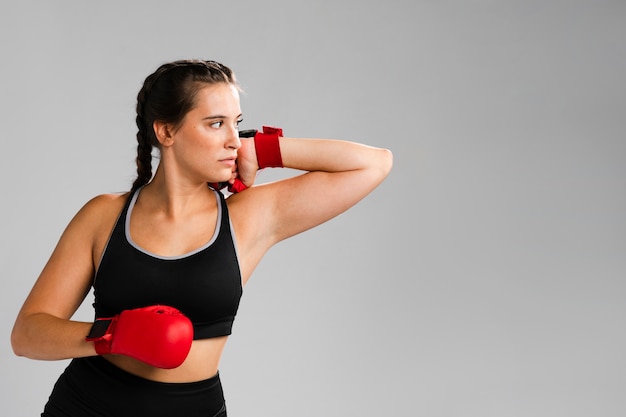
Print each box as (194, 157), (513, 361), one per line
(1, 1), (625, 416)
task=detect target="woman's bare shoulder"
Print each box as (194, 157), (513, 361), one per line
(69, 191), (131, 233)
(82, 191), (129, 214)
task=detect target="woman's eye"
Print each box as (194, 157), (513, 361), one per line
(210, 121), (223, 128)
(236, 119), (243, 128)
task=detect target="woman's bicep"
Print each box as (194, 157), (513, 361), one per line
(267, 163), (391, 242)
(16, 194), (121, 321)
(228, 142), (391, 275)
(18, 218), (96, 321)
(265, 138), (392, 241)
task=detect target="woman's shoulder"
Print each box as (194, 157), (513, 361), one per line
(48, 192), (131, 263)
(69, 191), (131, 232)
(82, 191), (130, 214)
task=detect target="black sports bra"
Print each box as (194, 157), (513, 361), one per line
(92, 187), (243, 339)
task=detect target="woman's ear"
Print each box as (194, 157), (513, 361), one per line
(153, 120), (175, 147)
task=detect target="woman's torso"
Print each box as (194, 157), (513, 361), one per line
(90, 186), (244, 383)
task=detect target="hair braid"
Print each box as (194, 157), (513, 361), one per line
(131, 120), (153, 192)
(131, 74), (158, 192)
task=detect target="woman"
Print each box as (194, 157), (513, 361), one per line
(11, 59), (393, 416)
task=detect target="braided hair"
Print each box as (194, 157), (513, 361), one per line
(131, 60), (238, 192)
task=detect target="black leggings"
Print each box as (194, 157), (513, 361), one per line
(41, 356), (227, 417)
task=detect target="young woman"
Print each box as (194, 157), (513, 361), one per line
(11, 59), (393, 417)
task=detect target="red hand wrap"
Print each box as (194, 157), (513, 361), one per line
(228, 178), (248, 193)
(255, 126), (284, 168)
(208, 179), (248, 193)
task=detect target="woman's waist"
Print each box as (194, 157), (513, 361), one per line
(103, 336), (228, 383)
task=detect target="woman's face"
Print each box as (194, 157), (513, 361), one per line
(168, 83), (243, 183)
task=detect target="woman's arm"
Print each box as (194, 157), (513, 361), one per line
(229, 135), (392, 270)
(272, 137), (393, 240)
(11, 195), (121, 361)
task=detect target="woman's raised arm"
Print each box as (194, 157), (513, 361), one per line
(230, 135), (392, 257)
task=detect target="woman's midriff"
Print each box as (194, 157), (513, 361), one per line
(103, 336), (229, 383)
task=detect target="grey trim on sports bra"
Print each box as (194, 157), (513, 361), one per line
(124, 188), (223, 260)
(228, 218), (241, 266)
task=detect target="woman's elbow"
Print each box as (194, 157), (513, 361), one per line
(382, 148), (393, 173)
(375, 148), (394, 180)
(11, 322), (28, 357)
(10, 313), (38, 358)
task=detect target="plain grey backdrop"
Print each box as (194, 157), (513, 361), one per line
(1, 1), (625, 416)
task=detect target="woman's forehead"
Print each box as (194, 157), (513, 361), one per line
(193, 83), (241, 115)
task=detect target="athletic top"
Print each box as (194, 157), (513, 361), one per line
(92, 187), (243, 339)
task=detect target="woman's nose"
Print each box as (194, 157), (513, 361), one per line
(226, 126), (241, 149)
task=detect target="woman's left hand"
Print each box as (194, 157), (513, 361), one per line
(229, 137), (258, 189)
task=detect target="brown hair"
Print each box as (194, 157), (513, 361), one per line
(131, 59), (238, 191)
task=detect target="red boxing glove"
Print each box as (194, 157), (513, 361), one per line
(86, 305), (193, 369)
(255, 126), (284, 168)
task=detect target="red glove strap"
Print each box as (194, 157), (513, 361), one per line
(86, 317), (117, 355)
(255, 126), (283, 168)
